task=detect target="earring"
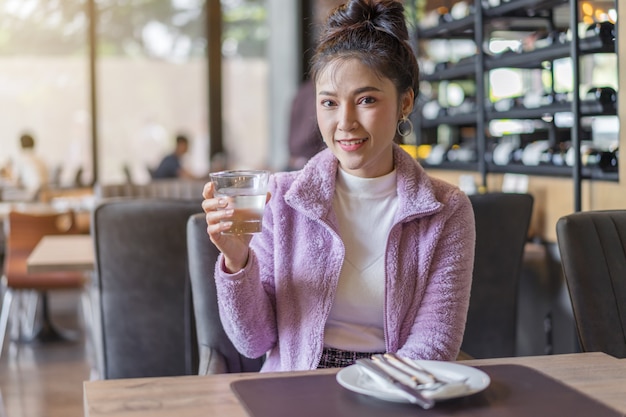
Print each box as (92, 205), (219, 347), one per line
(397, 116), (413, 138)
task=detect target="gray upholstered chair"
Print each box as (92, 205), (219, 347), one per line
(94, 179), (206, 200)
(186, 213), (264, 374)
(556, 210), (626, 358)
(91, 199), (202, 379)
(461, 192), (534, 359)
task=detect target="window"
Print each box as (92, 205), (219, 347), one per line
(0, 0), (273, 187)
(221, 0), (269, 170)
(96, 0), (209, 184)
(0, 0), (91, 187)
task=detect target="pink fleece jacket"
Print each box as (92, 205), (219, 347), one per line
(214, 144), (476, 372)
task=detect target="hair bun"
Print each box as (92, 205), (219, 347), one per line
(326, 0), (408, 42)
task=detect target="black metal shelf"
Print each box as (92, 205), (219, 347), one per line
(486, 100), (617, 120)
(485, 36), (614, 70)
(421, 63), (476, 82)
(418, 15), (475, 39)
(486, 162), (619, 181)
(420, 111), (479, 128)
(419, 161), (479, 172)
(483, 0), (569, 18)
(420, 160), (618, 182)
(422, 100), (616, 127)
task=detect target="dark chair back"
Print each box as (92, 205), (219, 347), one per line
(92, 199), (202, 379)
(94, 179), (206, 200)
(556, 210), (626, 358)
(187, 213), (264, 373)
(461, 192), (534, 359)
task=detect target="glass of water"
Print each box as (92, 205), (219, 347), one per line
(209, 170), (270, 234)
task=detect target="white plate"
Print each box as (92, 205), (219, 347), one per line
(336, 359), (490, 403)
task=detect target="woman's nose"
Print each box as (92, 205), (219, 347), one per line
(337, 106), (357, 131)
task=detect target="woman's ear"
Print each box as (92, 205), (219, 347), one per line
(401, 88), (415, 117)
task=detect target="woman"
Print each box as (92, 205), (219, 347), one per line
(202, 0), (475, 372)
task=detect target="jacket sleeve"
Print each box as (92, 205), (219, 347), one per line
(213, 179), (280, 359)
(395, 188), (475, 361)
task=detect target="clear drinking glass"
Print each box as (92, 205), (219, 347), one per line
(209, 170), (270, 234)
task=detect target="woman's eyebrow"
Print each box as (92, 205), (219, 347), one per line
(354, 86), (382, 95)
(318, 86), (382, 96)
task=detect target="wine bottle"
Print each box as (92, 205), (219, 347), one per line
(585, 21), (615, 45)
(598, 148), (619, 173)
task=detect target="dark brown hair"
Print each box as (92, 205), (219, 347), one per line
(175, 134), (189, 145)
(20, 133), (35, 149)
(310, 0), (419, 102)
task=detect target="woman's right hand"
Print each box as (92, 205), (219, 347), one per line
(202, 182), (252, 273)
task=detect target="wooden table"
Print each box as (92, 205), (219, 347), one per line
(20, 234), (95, 343)
(83, 352), (626, 417)
(0, 201), (60, 220)
(26, 234), (94, 273)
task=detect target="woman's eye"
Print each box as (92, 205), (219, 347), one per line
(320, 99), (335, 108)
(359, 96), (376, 105)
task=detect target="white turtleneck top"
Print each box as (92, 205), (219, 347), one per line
(323, 167), (399, 352)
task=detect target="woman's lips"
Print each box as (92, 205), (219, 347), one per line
(337, 137), (368, 151)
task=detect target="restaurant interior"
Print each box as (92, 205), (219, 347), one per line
(1, 0), (626, 416)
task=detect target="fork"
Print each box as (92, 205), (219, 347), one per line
(371, 354), (443, 390)
(383, 352), (469, 385)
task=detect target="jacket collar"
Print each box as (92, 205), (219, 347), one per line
(284, 144), (443, 221)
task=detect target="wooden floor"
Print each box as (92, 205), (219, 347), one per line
(0, 290), (91, 417)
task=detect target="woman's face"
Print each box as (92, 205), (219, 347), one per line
(316, 58), (413, 178)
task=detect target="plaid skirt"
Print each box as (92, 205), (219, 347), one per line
(317, 347), (384, 369)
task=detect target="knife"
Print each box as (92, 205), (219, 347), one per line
(355, 358), (435, 409)
(371, 354), (440, 389)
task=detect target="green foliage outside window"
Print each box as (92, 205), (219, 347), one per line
(0, 0), (268, 59)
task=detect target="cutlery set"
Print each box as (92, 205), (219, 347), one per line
(355, 353), (469, 409)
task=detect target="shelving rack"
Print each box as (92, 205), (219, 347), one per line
(412, 0), (618, 211)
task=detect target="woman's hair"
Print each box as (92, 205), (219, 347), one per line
(310, 0), (419, 102)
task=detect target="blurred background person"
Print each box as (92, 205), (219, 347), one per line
(10, 132), (49, 198)
(151, 133), (196, 179)
(286, 78), (325, 171)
